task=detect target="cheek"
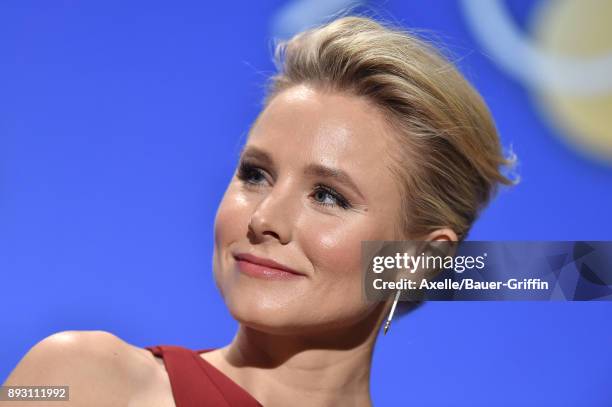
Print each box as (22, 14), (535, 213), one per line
(298, 213), (398, 308)
(298, 216), (377, 293)
(292, 216), (386, 328)
(213, 185), (252, 287)
(314, 228), (362, 274)
(214, 184), (251, 247)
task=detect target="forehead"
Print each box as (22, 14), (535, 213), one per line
(248, 85), (396, 174)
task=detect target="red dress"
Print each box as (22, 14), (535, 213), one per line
(145, 345), (263, 407)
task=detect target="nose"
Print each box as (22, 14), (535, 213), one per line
(248, 181), (295, 245)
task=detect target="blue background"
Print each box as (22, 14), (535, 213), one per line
(1, 1), (611, 406)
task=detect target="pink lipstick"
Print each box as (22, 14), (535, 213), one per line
(233, 253), (305, 280)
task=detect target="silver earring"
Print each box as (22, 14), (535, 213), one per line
(383, 289), (402, 335)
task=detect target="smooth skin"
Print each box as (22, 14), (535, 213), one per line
(3, 84), (456, 407)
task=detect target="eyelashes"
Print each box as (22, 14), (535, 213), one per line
(237, 161), (268, 186)
(236, 161), (352, 210)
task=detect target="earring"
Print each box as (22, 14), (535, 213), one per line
(383, 289), (402, 335)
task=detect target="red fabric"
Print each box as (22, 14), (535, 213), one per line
(145, 345), (262, 407)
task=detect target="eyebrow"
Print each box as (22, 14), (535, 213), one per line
(239, 146), (274, 167)
(239, 146), (366, 201)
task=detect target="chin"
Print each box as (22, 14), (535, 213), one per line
(224, 291), (377, 337)
(215, 269), (315, 331)
(222, 291), (309, 334)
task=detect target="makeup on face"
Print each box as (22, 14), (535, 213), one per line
(212, 84), (404, 332)
(233, 252), (307, 280)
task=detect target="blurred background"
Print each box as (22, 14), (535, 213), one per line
(1, 1), (611, 406)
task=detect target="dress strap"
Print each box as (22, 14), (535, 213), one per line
(144, 345), (262, 407)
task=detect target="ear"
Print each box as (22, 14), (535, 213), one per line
(423, 227), (458, 242)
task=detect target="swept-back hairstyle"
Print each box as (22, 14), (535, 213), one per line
(264, 16), (517, 241)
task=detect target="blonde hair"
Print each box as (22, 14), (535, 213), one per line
(264, 16), (517, 241)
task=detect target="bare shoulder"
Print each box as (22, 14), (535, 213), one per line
(3, 330), (173, 407)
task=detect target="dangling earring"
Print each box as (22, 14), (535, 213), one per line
(383, 289), (402, 335)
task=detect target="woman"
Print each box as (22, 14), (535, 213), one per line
(3, 15), (514, 406)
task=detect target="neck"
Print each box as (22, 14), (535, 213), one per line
(220, 303), (389, 407)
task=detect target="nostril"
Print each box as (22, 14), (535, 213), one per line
(263, 230), (281, 240)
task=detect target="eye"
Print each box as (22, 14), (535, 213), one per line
(236, 161), (268, 187)
(312, 184), (351, 210)
(236, 162), (352, 210)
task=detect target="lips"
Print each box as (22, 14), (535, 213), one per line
(233, 253), (305, 279)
